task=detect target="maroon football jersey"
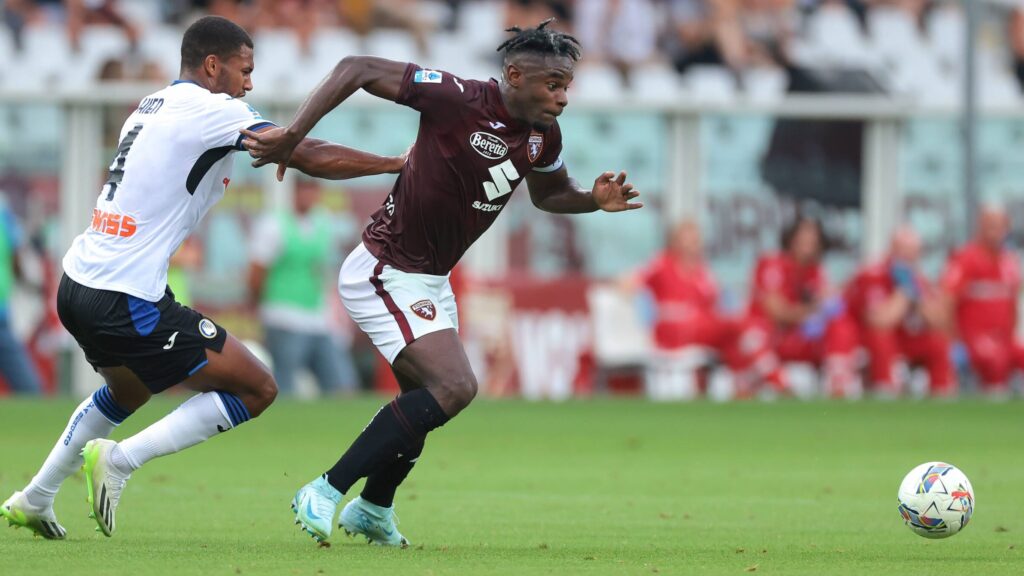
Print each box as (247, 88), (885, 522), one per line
(362, 64), (563, 275)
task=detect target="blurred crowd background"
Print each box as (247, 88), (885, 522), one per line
(1, 0), (1023, 401)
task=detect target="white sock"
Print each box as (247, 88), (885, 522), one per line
(23, 390), (127, 508)
(112, 392), (244, 472)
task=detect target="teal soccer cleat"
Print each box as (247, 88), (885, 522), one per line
(339, 496), (409, 547)
(1, 491), (66, 540)
(291, 475), (342, 543)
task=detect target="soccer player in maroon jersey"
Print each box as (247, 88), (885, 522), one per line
(242, 20), (641, 545)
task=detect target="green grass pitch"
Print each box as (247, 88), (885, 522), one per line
(1, 397), (1021, 575)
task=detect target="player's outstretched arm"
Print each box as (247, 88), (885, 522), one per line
(526, 167), (642, 214)
(242, 129), (406, 179)
(248, 56), (409, 180)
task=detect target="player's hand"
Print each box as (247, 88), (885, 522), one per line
(240, 127), (303, 181)
(592, 171), (642, 212)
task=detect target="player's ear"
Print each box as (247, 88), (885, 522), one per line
(505, 63), (522, 88)
(203, 54), (218, 78)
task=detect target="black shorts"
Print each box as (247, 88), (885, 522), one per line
(56, 273), (228, 393)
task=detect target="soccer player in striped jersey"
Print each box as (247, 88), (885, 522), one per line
(1, 16), (404, 540)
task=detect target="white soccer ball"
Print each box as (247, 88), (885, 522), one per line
(897, 462), (974, 539)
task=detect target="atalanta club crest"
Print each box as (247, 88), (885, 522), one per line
(528, 132), (544, 163)
(410, 299), (436, 321)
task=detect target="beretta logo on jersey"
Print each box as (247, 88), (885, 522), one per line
(469, 132), (508, 159)
(198, 318), (218, 339)
(528, 132), (544, 163)
(410, 300), (436, 321)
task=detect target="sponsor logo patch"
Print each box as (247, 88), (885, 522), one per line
(413, 69), (443, 83)
(90, 208), (137, 238)
(528, 132), (544, 163)
(410, 299), (436, 321)
(469, 132), (508, 159)
(199, 318), (218, 339)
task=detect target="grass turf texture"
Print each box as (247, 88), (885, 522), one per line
(1, 398), (1021, 575)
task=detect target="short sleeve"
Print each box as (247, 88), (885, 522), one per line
(395, 64), (472, 114)
(202, 97), (275, 151)
(249, 213), (283, 266)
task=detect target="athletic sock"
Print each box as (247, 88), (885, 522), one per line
(360, 438), (425, 508)
(111, 391), (248, 473)
(23, 386), (133, 509)
(325, 388), (448, 494)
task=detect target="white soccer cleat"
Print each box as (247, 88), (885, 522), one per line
(1, 491), (67, 540)
(81, 439), (131, 537)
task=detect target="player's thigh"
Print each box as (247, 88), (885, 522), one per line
(181, 334), (276, 413)
(391, 329), (477, 396)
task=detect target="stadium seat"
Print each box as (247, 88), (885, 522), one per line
(572, 63), (625, 102)
(681, 65), (737, 103)
(141, 25), (182, 84)
(586, 284), (651, 392)
(251, 30), (306, 97)
(741, 67), (788, 103)
(927, 5), (965, 73)
(364, 29), (421, 65)
(63, 26), (135, 89)
(423, 32), (495, 80)
(629, 63), (684, 103)
(869, 7), (927, 64)
(804, 5), (877, 67)
(20, 24), (71, 89)
(645, 347), (714, 401)
(296, 29), (361, 94)
(457, 0), (505, 54)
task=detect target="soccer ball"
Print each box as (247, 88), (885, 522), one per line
(897, 462), (974, 539)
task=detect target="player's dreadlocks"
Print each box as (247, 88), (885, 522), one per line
(496, 18), (581, 64)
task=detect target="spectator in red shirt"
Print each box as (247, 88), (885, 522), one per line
(747, 216), (859, 397)
(623, 219), (784, 397)
(845, 227), (954, 397)
(942, 206), (1024, 396)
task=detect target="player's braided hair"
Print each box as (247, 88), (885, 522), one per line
(496, 18), (581, 63)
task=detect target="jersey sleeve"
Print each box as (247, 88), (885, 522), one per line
(202, 97), (276, 151)
(395, 64), (472, 114)
(532, 120), (564, 173)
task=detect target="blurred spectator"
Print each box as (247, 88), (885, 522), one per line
(251, 0), (338, 56)
(666, 0), (794, 75)
(337, 0), (434, 56)
(622, 220), (785, 397)
(941, 205), (1024, 398)
(746, 216), (859, 397)
(66, 0), (140, 53)
(574, 0), (659, 84)
(844, 227), (954, 398)
(247, 181), (359, 396)
(0, 194), (42, 394)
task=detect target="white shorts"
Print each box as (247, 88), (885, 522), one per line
(338, 243), (458, 364)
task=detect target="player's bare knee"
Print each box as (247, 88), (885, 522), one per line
(437, 371), (478, 412)
(246, 373), (278, 417)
